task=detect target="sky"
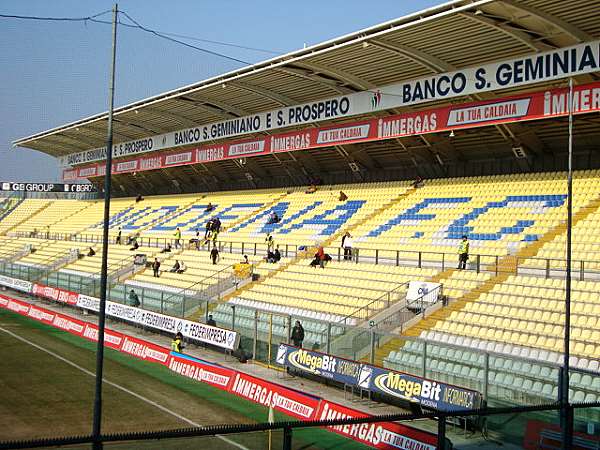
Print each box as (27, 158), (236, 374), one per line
(0, 0), (441, 183)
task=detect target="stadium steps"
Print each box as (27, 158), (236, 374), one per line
(1, 201), (52, 236)
(189, 254), (308, 322)
(323, 187), (418, 247)
(223, 191), (290, 232)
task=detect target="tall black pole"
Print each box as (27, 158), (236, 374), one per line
(92, 4), (118, 450)
(561, 77), (574, 449)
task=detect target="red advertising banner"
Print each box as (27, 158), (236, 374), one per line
(524, 419), (600, 450)
(229, 371), (321, 420)
(168, 353), (236, 390)
(32, 283), (79, 306)
(0, 294), (438, 449)
(65, 82), (600, 181)
(316, 401), (437, 450)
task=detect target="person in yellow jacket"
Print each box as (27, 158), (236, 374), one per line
(457, 235), (469, 270)
(174, 227), (182, 249)
(171, 332), (184, 353)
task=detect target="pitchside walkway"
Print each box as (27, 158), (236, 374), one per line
(4, 289), (522, 450)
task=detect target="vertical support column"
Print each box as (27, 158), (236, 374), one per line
(282, 426), (293, 450)
(437, 414), (446, 450)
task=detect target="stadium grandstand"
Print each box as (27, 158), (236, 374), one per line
(2, 0), (600, 448)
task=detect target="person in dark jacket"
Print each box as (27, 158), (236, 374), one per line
(291, 321), (305, 347)
(169, 260), (181, 273)
(116, 228), (122, 245)
(128, 289), (140, 307)
(207, 314), (216, 327)
(87, 247), (96, 257)
(210, 247), (219, 265)
(205, 219), (214, 239)
(152, 258), (161, 277)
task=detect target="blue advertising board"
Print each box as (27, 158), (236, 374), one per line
(276, 344), (361, 386)
(278, 343), (482, 412)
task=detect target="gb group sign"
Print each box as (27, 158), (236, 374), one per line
(61, 40), (600, 167)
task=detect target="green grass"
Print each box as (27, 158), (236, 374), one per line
(0, 309), (368, 449)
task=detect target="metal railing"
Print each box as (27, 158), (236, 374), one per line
(10, 232), (600, 280)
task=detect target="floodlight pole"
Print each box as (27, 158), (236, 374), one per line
(561, 77), (574, 450)
(92, 4), (118, 450)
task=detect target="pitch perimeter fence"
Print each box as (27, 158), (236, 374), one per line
(1, 402), (600, 450)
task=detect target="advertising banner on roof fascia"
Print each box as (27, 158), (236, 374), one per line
(65, 79), (600, 180)
(60, 41), (600, 168)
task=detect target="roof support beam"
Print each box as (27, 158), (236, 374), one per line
(86, 122), (136, 141)
(276, 67), (352, 94)
(187, 96), (249, 117)
(174, 97), (239, 120)
(229, 81), (297, 106)
(53, 133), (102, 149)
(459, 12), (554, 51)
(367, 38), (454, 72)
(113, 118), (164, 135)
(495, 0), (592, 43)
(291, 61), (375, 90)
(140, 107), (199, 128)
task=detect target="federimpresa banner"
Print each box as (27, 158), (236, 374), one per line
(278, 343), (481, 412)
(65, 80), (600, 180)
(60, 40), (600, 168)
(75, 294), (240, 351)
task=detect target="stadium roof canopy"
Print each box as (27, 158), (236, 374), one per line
(12, 0), (600, 193)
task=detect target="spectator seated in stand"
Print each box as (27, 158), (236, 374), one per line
(309, 245), (331, 268)
(205, 202), (215, 212)
(169, 260), (181, 273)
(129, 240), (139, 251)
(135, 194), (144, 203)
(338, 190), (348, 201)
(161, 243), (172, 253)
(176, 261), (187, 274)
(305, 184), (317, 194)
(411, 176), (424, 188)
(266, 250), (276, 263)
(273, 246), (281, 263)
(267, 212), (280, 224)
(87, 247), (96, 257)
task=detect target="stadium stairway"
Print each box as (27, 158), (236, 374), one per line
(369, 193), (600, 366)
